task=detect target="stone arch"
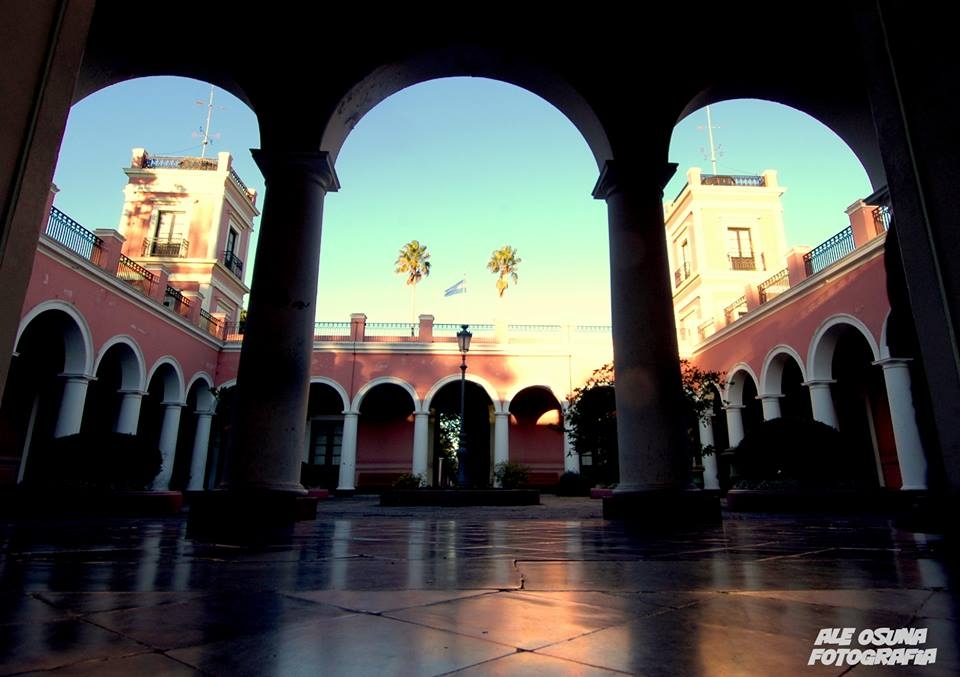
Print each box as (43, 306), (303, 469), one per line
(724, 362), (759, 407)
(760, 345), (807, 397)
(320, 50), (612, 168)
(423, 374), (504, 414)
(146, 357), (186, 404)
(351, 376), (420, 414)
(185, 372), (217, 414)
(310, 376), (350, 413)
(808, 314), (880, 382)
(503, 383), (565, 412)
(94, 336), (146, 392)
(17, 301), (94, 376)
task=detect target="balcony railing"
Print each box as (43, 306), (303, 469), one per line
(229, 167), (255, 203)
(729, 255), (756, 271)
(674, 262), (691, 287)
(223, 250), (244, 278)
(873, 204), (891, 235)
(701, 174), (765, 187)
(117, 255), (157, 296)
(163, 285), (191, 316)
(199, 309), (223, 338)
(142, 236), (189, 258)
(803, 226), (854, 277)
(45, 206), (103, 265)
(142, 155), (217, 171)
(757, 268), (789, 304)
(724, 296), (748, 325)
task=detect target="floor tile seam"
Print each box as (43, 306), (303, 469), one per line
(506, 588), (711, 615)
(434, 644), (638, 677)
(276, 588), (501, 615)
(1, 648), (174, 677)
(373, 608), (531, 651)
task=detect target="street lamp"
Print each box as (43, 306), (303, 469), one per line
(456, 324), (472, 487)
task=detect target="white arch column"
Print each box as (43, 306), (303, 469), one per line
(337, 412), (359, 492)
(593, 159), (717, 523)
(412, 410), (430, 481)
(493, 411), (510, 485)
(221, 150), (339, 495)
(805, 379), (839, 429)
(152, 402), (183, 490)
(187, 409), (214, 491)
(875, 358), (928, 490)
(54, 373), (90, 438)
(724, 404), (746, 448)
(698, 414), (720, 490)
(115, 389), (143, 435)
(758, 394), (782, 421)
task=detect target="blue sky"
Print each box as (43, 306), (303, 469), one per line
(53, 77), (872, 326)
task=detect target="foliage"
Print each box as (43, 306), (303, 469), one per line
(32, 432), (162, 491)
(395, 240), (431, 286)
(494, 461), (530, 489)
(555, 470), (591, 496)
(487, 245), (521, 297)
(564, 360), (724, 486)
(437, 412), (460, 476)
(731, 417), (864, 488)
(392, 472), (425, 489)
(564, 363), (618, 486)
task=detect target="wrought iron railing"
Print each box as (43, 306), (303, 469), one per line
(163, 285), (191, 316)
(674, 261), (691, 286)
(142, 236), (189, 258)
(199, 309), (223, 338)
(873, 205), (891, 235)
(757, 268), (789, 304)
(314, 322), (351, 338)
(45, 207), (103, 264)
(229, 167), (255, 202)
(729, 255), (756, 271)
(698, 320), (715, 342)
(223, 250), (244, 277)
(803, 226), (854, 277)
(116, 255), (156, 296)
(724, 296), (748, 325)
(701, 174), (765, 187)
(366, 322), (418, 337)
(142, 155), (217, 170)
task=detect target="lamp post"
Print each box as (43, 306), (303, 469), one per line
(456, 324), (472, 487)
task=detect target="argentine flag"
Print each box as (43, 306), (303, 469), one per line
(444, 278), (466, 297)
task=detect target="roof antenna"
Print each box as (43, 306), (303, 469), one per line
(194, 85), (222, 158)
(698, 105), (723, 174)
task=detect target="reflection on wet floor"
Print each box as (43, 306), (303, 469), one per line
(1, 496), (957, 675)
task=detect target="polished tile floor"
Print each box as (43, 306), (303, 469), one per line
(0, 495), (957, 676)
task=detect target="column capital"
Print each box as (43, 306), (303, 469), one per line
(251, 149), (340, 193)
(58, 372), (92, 382)
(118, 388), (146, 396)
(342, 410), (360, 418)
(592, 159), (678, 200)
(802, 379), (836, 388)
(873, 357), (913, 369)
(722, 403), (745, 411)
(757, 393), (783, 401)
(161, 400), (186, 409)
(413, 410), (430, 418)
(494, 411), (511, 419)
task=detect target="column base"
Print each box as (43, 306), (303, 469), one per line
(603, 489), (722, 529)
(187, 489), (308, 545)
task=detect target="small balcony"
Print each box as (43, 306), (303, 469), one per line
(142, 236), (189, 258)
(223, 250), (244, 278)
(674, 262), (691, 287)
(729, 255), (756, 271)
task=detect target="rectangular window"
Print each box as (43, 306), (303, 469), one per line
(155, 211), (184, 241)
(225, 227), (238, 254)
(727, 228), (756, 270)
(310, 419), (343, 467)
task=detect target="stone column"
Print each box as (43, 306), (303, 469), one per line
(698, 414), (720, 490)
(593, 159), (717, 523)
(152, 402), (183, 490)
(805, 380), (839, 429)
(412, 411), (430, 481)
(759, 394), (782, 421)
(493, 411), (510, 484)
(54, 373), (90, 438)
(115, 389), (143, 435)
(875, 358), (928, 490)
(222, 150), (339, 494)
(724, 405), (746, 448)
(337, 412), (359, 493)
(187, 410), (214, 491)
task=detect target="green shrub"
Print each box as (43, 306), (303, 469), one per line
(34, 432), (162, 491)
(494, 461), (530, 489)
(555, 470), (590, 496)
(392, 472), (425, 489)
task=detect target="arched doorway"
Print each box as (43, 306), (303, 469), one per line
(170, 377), (216, 491)
(304, 381), (349, 491)
(428, 380), (495, 488)
(508, 386), (564, 487)
(355, 382), (417, 492)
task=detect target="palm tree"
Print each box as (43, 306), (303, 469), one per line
(395, 239), (431, 327)
(487, 245), (521, 297)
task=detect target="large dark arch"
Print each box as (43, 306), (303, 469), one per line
(508, 386), (564, 485)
